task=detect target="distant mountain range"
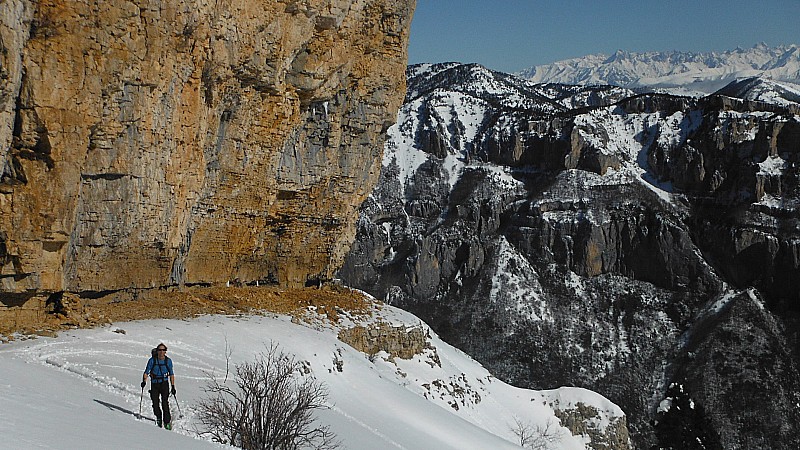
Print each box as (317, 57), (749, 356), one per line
(517, 43), (800, 96)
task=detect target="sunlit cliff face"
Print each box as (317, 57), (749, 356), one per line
(0, 0), (416, 296)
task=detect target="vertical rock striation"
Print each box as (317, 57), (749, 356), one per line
(0, 0), (415, 298)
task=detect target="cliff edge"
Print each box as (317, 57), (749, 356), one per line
(0, 0), (415, 301)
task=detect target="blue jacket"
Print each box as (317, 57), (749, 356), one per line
(144, 356), (174, 383)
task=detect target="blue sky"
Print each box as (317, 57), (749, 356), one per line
(408, 0), (800, 73)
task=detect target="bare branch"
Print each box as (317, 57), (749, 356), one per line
(509, 416), (565, 450)
(196, 342), (338, 450)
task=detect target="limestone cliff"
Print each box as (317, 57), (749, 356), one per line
(0, 0), (415, 299)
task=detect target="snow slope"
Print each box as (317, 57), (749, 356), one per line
(0, 301), (625, 449)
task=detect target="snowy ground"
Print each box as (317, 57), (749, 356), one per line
(0, 303), (624, 449)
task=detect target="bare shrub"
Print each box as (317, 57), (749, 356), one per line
(197, 343), (338, 450)
(510, 416), (565, 450)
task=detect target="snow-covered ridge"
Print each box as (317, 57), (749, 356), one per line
(0, 301), (628, 449)
(714, 77), (800, 107)
(385, 63), (638, 200)
(517, 43), (800, 96)
(406, 63), (634, 112)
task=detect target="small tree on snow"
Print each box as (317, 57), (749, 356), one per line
(510, 416), (565, 450)
(196, 343), (338, 450)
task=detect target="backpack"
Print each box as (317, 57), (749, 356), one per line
(150, 348), (172, 381)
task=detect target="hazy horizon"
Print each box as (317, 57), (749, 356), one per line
(408, 0), (800, 73)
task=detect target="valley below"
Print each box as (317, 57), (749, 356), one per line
(340, 62), (800, 448)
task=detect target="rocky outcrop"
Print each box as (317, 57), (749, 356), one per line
(341, 64), (800, 448)
(338, 322), (429, 359)
(0, 0), (415, 300)
(555, 403), (631, 450)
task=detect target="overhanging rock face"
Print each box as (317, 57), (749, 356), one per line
(0, 0), (416, 296)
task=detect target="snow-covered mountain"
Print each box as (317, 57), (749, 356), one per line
(517, 43), (800, 96)
(0, 298), (629, 449)
(341, 62), (800, 449)
(714, 76), (800, 107)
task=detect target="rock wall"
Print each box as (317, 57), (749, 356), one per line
(0, 0), (415, 298)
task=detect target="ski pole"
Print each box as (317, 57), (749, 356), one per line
(172, 392), (183, 419)
(138, 384), (144, 419)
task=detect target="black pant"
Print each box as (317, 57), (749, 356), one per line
(150, 381), (171, 424)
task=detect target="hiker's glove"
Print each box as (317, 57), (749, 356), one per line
(171, 385), (176, 395)
(141, 381), (146, 388)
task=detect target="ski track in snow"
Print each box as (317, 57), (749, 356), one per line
(328, 404), (408, 449)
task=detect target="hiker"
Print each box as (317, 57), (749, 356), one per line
(141, 343), (176, 429)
